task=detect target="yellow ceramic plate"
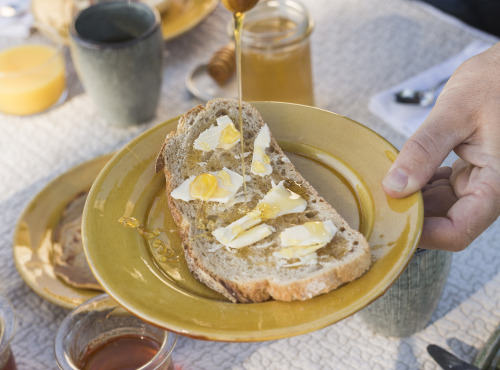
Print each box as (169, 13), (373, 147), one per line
(160, 0), (218, 41)
(32, 0), (217, 43)
(83, 102), (423, 341)
(13, 153), (113, 309)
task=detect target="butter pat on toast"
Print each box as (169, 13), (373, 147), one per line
(156, 99), (370, 303)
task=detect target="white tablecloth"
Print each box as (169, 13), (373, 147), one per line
(1, 1), (499, 369)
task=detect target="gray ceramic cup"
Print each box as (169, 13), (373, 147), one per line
(359, 248), (452, 337)
(70, 1), (163, 126)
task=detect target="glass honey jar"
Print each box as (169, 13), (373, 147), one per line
(236, 0), (315, 105)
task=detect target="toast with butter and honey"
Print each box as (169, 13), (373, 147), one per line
(156, 99), (370, 303)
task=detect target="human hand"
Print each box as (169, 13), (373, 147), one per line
(382, 42), (500, 251)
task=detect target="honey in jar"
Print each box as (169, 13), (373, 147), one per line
(238, 0), (314, 105)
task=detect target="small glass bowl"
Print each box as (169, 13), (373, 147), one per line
(54, 293), (177, 370)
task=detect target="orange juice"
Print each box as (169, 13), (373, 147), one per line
(0, 44), (66, 115)
(240, 0), (314, 105)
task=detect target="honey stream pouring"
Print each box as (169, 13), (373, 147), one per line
(220, 0), (259, 203)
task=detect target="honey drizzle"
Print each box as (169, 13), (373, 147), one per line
(233, 11), (248, 203)
(118, 217), (178, 262)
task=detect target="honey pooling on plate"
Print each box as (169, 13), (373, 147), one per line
(118, 217), (178, 262)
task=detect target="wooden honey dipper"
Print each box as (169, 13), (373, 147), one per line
(208, 43), (236, 86)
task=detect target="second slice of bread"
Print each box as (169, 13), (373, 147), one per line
(157, 99), (371, 303)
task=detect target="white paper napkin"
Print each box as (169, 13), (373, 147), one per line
(368, 41), (492, 137)
(0, 0), (33, 38)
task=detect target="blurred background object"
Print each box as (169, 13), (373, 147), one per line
(0, 293), (17, 370)
(31, 0), (173, 42)
(0, 23), (67, 115)
(31, 0), (75, 40)
(421, 0), (500, 37)
(0, 0), (32, 38)
(69, 1), (164, 126)
(208, 43), (236, 86)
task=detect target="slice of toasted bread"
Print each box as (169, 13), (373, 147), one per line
(157, 99), (370, 303)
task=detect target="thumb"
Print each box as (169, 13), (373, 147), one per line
(382, 110), (461, 198)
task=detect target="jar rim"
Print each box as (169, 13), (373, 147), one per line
(69, 1), (161, 50)
(230, 0), (314, 50)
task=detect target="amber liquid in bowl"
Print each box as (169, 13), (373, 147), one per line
(1, 349), (17, 370)
(80, 334), (172, 370)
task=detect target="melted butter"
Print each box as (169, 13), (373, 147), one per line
(278, 243), (324, 258)
(219, 123), (240, 145)
(304, 221), (330, 240)
(252, 160), (266, 174)
(255, 202), (279, 220)
(254, 146), (270, 164)
(231, 225), (245, 236)
(198, 142), (211, 151)
(211, 187), (231, 198)
(189, 173), (218, 201)
(217, 170), (234, 188)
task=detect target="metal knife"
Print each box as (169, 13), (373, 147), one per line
(427, 344), (479, 370)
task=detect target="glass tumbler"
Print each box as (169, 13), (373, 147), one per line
(237, 0), (315, 105)
(0, 294), (16, 370)
(0, 24), (67, 116)
(54, 293), (177, 370)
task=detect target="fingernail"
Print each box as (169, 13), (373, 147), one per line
(383, 167), (408, 192)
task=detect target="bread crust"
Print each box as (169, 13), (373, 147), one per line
(158, 99), (371, 303)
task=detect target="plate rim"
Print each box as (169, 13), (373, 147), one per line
(161, 0), (218, 41)
(31, 0), (218, 44)
(12, 153), (114, 309)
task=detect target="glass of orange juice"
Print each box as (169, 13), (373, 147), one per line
(0, 25), (67, 116)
